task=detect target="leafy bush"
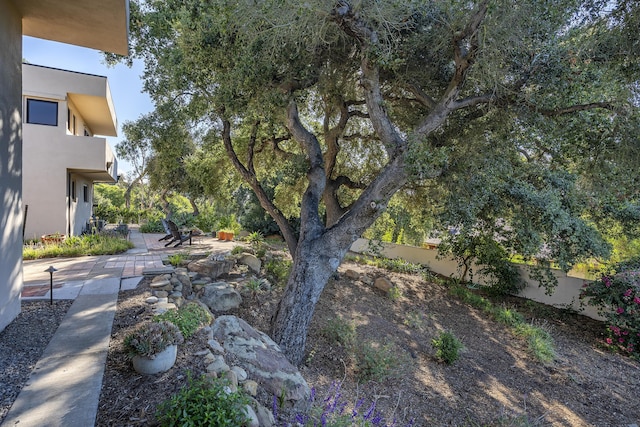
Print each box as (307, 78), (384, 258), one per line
(124, 321), (184, 359)
(432, 330), (463, 364)
(140, 220), (165, 233)
(231, 245), (245, 255)
(156, 374), (250, 426)
(154, 303), (212, 339)
(264, 257), (292, 287)
(581, 257), (640, 358)
(321, 317), (356, 347)
(353, 341), (400, 382)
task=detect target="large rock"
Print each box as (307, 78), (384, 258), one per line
(188, 258), (235, 279)
(211, 315), (310, 405)
(201, 282), (243, 311)
(238, 253), (262, 274)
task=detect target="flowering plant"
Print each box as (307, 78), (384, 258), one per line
(581, 258), (640, 358)
(124, 321), (184, 359)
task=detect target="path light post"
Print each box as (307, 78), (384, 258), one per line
(45, 266), (57, 305)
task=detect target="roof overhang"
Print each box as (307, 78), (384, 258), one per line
(17, 0), (129, 55)
(68, 92), (118, 136)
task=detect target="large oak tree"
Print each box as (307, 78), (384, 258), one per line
(114, 0), (640, 365)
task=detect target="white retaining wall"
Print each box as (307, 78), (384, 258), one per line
(349, 239), (604, 321)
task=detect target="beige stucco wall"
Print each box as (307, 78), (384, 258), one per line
(350, 239), (604, 321)
(22, 64), (118, 239)
(0, 0), (23, 331)
(22, 125), (116, 238)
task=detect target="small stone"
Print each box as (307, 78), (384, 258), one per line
(208, 339), (225, 354)
(170, 291), (183, 298)
(242, 405), (259, 427)
(206, 355), (229, 374)
(374, 277), (393, 293)
(225, 370), (238, 389)
(345, 269), (360, 279)
(204, 352), (216, 362)
(205, 370), (217, 379)
(194, 350), (209, 356)
(155, 291), (169, 298)
(150, 278), (171, 289)
(254, 403), (275, 427)
(231, 366), (247, 382)
(243, 380), (258, 396)
(360, 275), (374, 285)
(157, 297), (169, 303)
(174, 284), (183, 291)
(145, 296), (158, 304)
(152, 302), (177, 315)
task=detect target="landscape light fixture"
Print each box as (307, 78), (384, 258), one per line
(44, 265), (57, 305)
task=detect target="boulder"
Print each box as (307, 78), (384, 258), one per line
(253, 402), (275, 427)
(211, 315), (310, 405)
(238, 253), (262, 274)
(201, 282), (243, 311)
(188, 258), (235, 279)
(243, 405), (259, 427)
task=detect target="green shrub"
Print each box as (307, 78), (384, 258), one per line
(494, 306), (526, 327)
(432, 330), (463, 364)
(154, 303), (212, 339)
(514, 323), (555, 363)
(167, 253), (186, 267)
(353, 341), (400, 382)
(140, 220), (165, 233)
(264, 257), (292, 287)
(156, 374), (249, 426)
(581, 257), (640, 358)
(388, 285), (402, 301)
(231, 245), (245, 255)
(321, 317), (356, 347)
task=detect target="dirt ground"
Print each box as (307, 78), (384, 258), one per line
(96, 260), (640, 427)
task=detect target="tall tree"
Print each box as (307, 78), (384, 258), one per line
(113, 0), (640, 365)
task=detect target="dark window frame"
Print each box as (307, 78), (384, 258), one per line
(83, 185), (88, 203)
(26, 99), (58, 126)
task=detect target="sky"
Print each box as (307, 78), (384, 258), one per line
(22, 36), (154, 175)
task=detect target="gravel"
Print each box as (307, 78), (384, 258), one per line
(0, 300), (73, 424)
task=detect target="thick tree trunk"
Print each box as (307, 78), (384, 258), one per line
(271, 236), (348, 366)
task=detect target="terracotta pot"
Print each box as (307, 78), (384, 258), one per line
(217, 231), (226, 240)
(225, 232), (234, 241)
(132, 344), (177, 375)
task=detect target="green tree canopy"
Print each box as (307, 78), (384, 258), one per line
(113, 0), (640, 364)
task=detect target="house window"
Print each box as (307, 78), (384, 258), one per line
(67, 108), (71, 131)
(71, 180), (77, 202)
(26, 99), (58, 126)
(83, 185), (88, 202)
(72, 114), (77, 135)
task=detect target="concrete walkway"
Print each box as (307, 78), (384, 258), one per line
(3, 228), (236, 427)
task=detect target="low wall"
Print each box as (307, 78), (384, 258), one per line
(349, 239), (604, 321)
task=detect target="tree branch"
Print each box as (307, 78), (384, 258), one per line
(221, 119), (298, 254)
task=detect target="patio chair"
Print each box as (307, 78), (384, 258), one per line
(164, 220), (192, 247)
(159, 218), (173, 242)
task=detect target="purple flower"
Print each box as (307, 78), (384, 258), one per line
(616, 307), (625, 314)
(624, 288), (633, 297)
(603, 277), (612, 288)
(634, 297), (640, 304)
(364, 401), (376, 420)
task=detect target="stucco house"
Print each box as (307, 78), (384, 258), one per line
(22, 64), (119, 240)
(0, 0), (129, 332)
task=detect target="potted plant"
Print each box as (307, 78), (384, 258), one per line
(217, 230), (227, 240)
(124, 321), (184, 375)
